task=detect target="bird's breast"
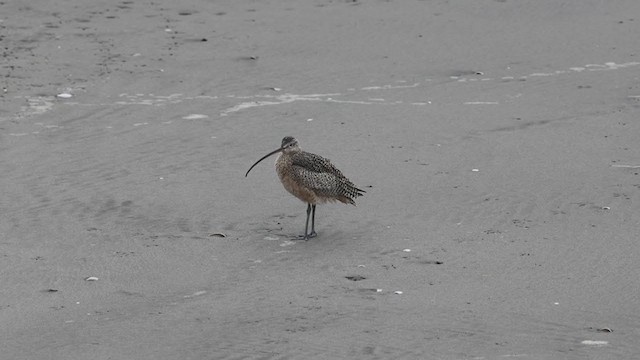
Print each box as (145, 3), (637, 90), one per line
(275, 154), (319, 204)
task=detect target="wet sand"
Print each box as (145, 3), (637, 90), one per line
(2, 0), (640, 359)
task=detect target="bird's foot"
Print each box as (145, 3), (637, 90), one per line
(295, 231), (317, 241)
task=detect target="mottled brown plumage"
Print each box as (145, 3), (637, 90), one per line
(245, 136), (364, 240)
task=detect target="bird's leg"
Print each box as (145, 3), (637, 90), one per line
(308, 204), (317, 238)
(298, 203), (312, 240)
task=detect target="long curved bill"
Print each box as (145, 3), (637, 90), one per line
(245, 147), (284, 177)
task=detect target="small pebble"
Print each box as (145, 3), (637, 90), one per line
(209, 233), (226, 238)
(472, 169), (479, 172)
(394, 291), (403, 295)
(57, 93), (72, 98)
(84, 276), (99, 281)
(602, 206), (611, 210)
(403, 249), (411, 252)
(597, 327), (613, 333)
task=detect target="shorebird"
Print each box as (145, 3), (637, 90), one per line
(245, 136), (365, 240)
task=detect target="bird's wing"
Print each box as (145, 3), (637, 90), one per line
(290, 152), (364, 200)
(290, 152), (344, 176)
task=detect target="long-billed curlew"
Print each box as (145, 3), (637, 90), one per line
(245, 136), (365, 240)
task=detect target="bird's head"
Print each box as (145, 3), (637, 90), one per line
(245, 136), (300, 177)
(280, 136), (300, 154)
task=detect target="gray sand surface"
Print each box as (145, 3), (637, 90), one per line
(2, 0), (640, 359)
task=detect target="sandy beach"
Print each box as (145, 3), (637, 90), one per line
(2, 0), (640, 358)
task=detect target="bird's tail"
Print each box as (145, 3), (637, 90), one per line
(339, 184), (365, 206)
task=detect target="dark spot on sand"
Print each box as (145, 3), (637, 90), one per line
(448, 70), (483, 77)
(184, 38), (208, 43)
(236, 56), (259, 62)
(345, 275), (366, 281)
(415, 260), (443, 265)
